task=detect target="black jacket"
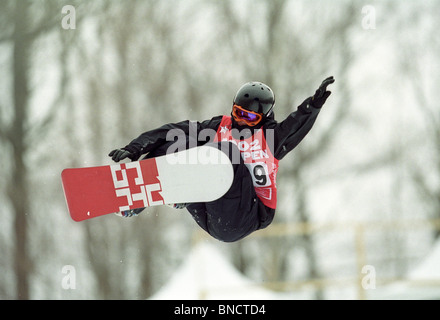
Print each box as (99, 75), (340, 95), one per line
(124, 97), (321, 227)
(126, 97), (321, 162)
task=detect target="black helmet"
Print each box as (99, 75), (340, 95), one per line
(233, 82), (275, 117)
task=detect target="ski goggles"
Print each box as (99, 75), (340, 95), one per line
(232, 104), (263, 126)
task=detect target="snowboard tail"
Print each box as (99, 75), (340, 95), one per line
(61, 146), (234, 221)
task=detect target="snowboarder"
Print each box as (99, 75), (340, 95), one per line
(109, 76), (334, 242)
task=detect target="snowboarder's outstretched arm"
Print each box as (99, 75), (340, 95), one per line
(270, 76), (335, 160)
(109, 77), (334, 163)
(109, 116), (223, 162)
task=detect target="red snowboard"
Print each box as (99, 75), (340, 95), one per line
(61, 146), (234, 221)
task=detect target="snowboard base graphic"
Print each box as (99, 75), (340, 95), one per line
(61, 146), (234, 221)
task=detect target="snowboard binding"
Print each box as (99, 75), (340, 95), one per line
(115, 203), (188, 218)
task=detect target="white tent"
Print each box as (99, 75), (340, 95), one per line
(149, 242), (303, 300)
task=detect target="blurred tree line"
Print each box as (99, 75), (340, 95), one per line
(0, 0), (439, 299)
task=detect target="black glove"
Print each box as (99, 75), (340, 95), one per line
(311, 76), (335, 108)
(108, 146), (140, 162)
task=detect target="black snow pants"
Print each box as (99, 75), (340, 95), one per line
(146, 139), (262, 243)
